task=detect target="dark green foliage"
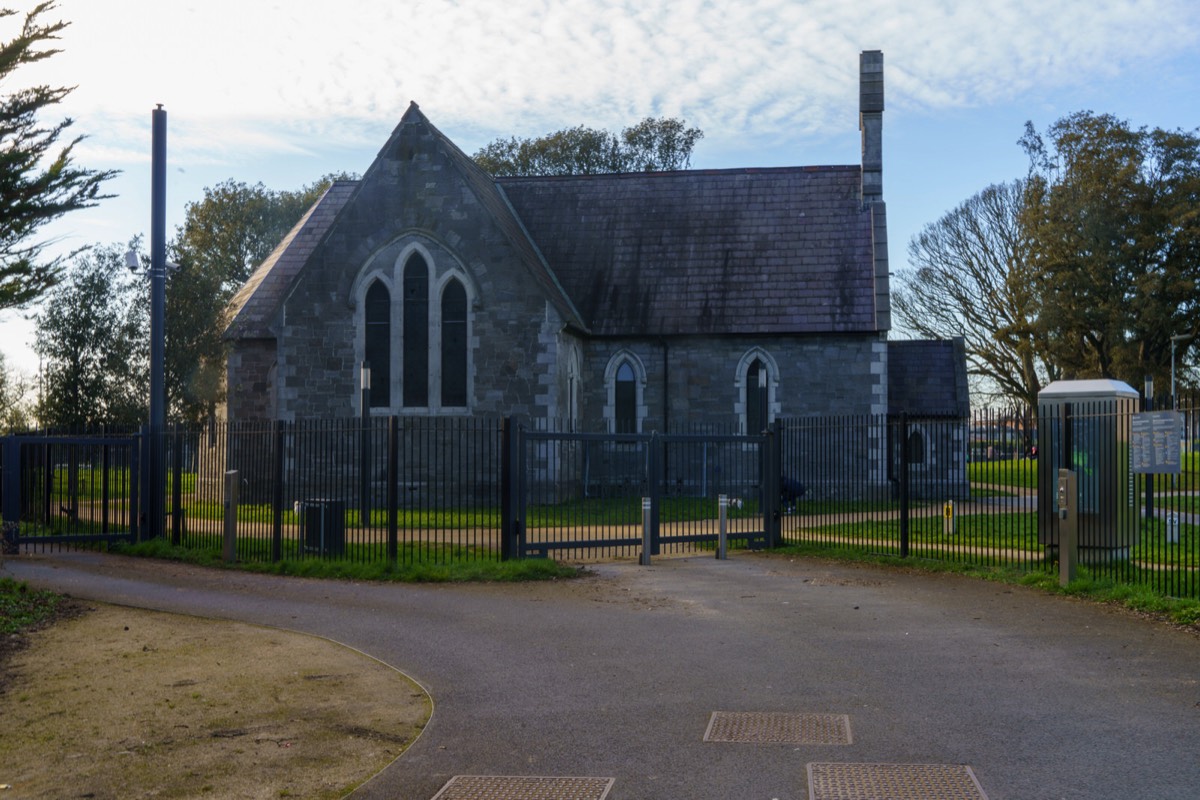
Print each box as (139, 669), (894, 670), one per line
(473, 117), (703, 176)
(0, 2), (116, 311)
(166, 175), (352, 422)
(1021, 111), (1200, 389)
(34, 241), (147, 428)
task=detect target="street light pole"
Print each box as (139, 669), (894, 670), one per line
(148, 105), (167, 541)
(1171, 334), (1193, 410)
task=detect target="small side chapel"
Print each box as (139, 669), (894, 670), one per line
(222, 51), (968, 434)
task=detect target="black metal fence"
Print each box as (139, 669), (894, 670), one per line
(1, 434), (140, 553)
(3, 404), (1197, 601)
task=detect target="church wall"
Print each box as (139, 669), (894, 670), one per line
(268, 128), (567, 423)
(226, 339), (277, 421)
(580, 333), (888, 431)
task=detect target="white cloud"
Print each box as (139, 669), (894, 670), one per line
(24, 0), (1194, 156)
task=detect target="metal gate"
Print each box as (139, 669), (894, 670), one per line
(509, 425), (780, 560)
(1, 435), (140, 553)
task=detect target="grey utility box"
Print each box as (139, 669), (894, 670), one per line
(1037, 379), (1138, 561)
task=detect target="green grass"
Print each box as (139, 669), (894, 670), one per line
(792, 511), (1040, 550)
(0, 577), (66, 636)
(113, 537), (582, 583)
(767, 542), (1200, 629)
(174, 494), (770, 528)
(968, 458), (1038, 489)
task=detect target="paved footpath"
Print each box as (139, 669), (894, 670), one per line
(5, 551), (1200, 800)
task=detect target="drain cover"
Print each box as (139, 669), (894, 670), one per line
(704, 711), (853, 745)
(807, 763), (989, 800)
(430, 775), (615, 800)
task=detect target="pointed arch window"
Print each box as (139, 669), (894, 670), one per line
(441, 278), (468, 407)
(615, 361), (637, 434)
(403, 254), (429, 407)
(907, 429), (926, 465)
(746, 358), (768, 434)
(604, 351), (646, 434)
(736, 349), (778, 436)
(364, 280), (391, 408)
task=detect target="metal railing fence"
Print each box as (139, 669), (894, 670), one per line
(2, 404), (1197, 600)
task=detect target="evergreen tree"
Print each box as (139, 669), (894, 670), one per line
(0, 2), (115, 310)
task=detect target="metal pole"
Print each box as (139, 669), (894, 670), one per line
(360, 362), (371, 528)
(717, 494), (728, 560)
(1145, 376), (1154, 523)
(640, 497), (652, 566)
(899, 412), (910, 558)
(148, 105), (167, 541)
(223, 470), (238, 563)
(1171, 334), (1193, 410)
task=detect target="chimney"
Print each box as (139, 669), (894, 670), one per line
(859, 50), (884, 204)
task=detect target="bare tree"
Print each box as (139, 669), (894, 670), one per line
(893, 180), (1058, 408)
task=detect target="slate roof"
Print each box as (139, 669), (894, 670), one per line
(887, 338), (970, 417)
(499, 166), (877, 337)
(225, 109), (883, 342)
(224, 180), (357, 340)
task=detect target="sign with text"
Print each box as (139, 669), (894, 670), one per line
(1131, 411), (1182, 475)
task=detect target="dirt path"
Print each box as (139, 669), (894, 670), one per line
(0, 602), (431, 799)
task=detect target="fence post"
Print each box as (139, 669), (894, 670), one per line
(649, 432), (662, 555)
(717, 494), (728, 560)
(387, 415), (399, 565)
(899, 411), (910, 558)
(359, 384), (371, 530)
(2, 437), (19, 555)
(501, 417), (523, 560)
(766, 421), (781, 548)
(130, 432), (141, 543)
(640, 496), (652, 566)
(223, 469), (238, 562)
(171, 424), (183, 545)
(101, 441), (111, 537)
(271, 420), (284, 562)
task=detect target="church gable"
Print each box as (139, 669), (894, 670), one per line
(246, 104), (587, 420)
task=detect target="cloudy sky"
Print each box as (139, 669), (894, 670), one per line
(3, 0), (1199, 377)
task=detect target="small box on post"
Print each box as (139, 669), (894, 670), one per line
(1058, 469), (1077, 586)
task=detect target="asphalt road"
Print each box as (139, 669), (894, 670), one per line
(5, 551), (1199, 800)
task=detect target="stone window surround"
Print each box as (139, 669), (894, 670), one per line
(351, 239), (475, 415)
(602, 349), (648, 434)
(734, 347), (780, 435)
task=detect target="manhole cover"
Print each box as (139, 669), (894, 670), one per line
(807, 763), (989, 800)
(704, 711), (853, 745)
(430, 775), (615, 800)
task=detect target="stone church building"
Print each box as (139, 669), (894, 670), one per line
(222, 51), (968, 443)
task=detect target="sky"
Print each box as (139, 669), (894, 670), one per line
(2, 0), (1200, 380)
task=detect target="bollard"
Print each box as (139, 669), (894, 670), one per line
(717, 494), (728, 560)
(943, 500), (955, 535)
(223, 470), (238, 563)
(1167, 512), (1180, 544)
(1058, 469), (1077, 587)
(640, 497), (652, 566)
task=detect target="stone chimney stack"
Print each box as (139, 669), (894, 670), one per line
(859, 50), (890, 333)
(859, 50), (884, 204)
